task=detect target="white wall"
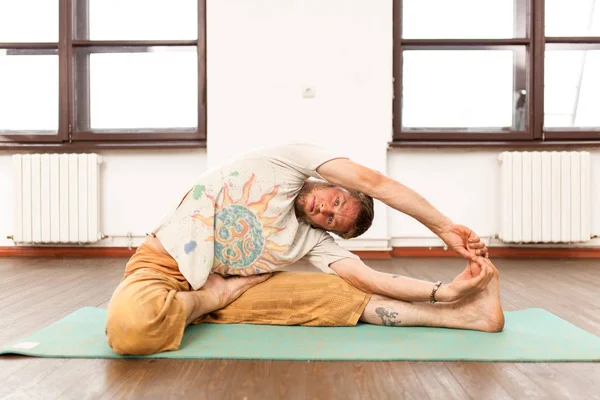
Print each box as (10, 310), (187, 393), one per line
(207, 0), (392, 249)
(0, 0), (598, 249)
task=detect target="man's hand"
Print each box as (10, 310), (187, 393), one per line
(438, 223), (489, 261)
(436, 257), (496, 302)
(201, 273), (272, 309)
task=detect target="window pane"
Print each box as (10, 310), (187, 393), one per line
(402, 50), (520, 130)
(546, 0), (600, 37)
(0, 50), (58, 132)
(74, 47), (197, 131)
(545, 49), (600, 129)
(402, 0), (525, 39)
(0, 0), (58, 42)
(75, 0), (197, 40)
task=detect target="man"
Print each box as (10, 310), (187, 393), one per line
(106, 143), (502, 356)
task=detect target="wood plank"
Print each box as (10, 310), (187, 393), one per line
(360, 362), (430, 399)
(0, 358), (69, 399)
(410, 361), (470, 400)
(515, 363), (600, 400)
(445, 362), (513, 399)
(306, 361), (362, 400)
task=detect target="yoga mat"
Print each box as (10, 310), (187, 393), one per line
(2, 307), (600, 361)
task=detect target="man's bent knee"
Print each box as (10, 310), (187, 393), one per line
(105, 288), (187, 356)
(106, 321), (161, 356)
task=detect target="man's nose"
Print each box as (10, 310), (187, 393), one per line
(320, 203), (332, 214)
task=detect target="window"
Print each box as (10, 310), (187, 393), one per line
(393, 0), (600, 143)
(0, 0), (206, 148)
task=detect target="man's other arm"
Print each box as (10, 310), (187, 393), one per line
(329, 257), (494, 303)
(317, 158), (488, 261)
(317, 158), (452, 238)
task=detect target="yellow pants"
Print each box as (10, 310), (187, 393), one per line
(106, 244), (371, 355)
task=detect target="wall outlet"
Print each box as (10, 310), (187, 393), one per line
(302, 85), (316, 98)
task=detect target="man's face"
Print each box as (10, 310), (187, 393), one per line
(295, 183), (360, 236)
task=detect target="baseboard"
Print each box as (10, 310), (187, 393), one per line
(335, 237), (392, 251)
(390, 246), (600, 259)
(0, 246), (137, 257)
(351, 251), (392, 259)
(2, 246), (600, 259)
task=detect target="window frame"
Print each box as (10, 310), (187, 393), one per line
(392, 0), (600, 146)
(0, 0), (206, 149)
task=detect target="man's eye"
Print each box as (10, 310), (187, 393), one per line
(328, 217), (333, 224)
(335, 198), (339, 206)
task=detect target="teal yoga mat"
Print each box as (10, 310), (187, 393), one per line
(2, 307), (600, 361)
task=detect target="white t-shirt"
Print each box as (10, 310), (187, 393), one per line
(152, 143), (360, 290)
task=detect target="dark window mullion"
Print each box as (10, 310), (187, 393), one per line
(401, 38), (530, 48)
(197, 0), (206, 140)
(72, 40), (197, 46)
(0, 43), (57, 49)
(513, 0), (529, 133)
(546, 37), (600, 44)
(392, 0), (402, 141)
(72, 0), (90, 133)
(58, 0), (71, 142)
(532, 0), (545, 140)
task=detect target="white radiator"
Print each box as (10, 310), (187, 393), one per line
(12, 153), (102, 244)
(499, 151), (591, 244)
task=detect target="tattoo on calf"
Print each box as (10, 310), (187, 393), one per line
(375, 307), (401, 326)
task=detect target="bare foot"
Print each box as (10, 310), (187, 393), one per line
(201, 273), (272, 308)
(178, 273), (272, 326)
(452, 258), (504, 332)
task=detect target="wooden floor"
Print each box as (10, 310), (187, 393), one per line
(1, 256), (599, 400)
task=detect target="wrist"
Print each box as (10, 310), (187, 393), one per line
(432, 219), (454, 237)
(433, 283), (453, 302)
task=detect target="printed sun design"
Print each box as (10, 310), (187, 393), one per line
(191, 174), (288, 276)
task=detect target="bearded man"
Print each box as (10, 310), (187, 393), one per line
(106, 143), (502, 356)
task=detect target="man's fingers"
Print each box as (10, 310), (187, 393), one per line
(468, 234), (481, 243)
(480, 257), (499, 275)
(455, 246), (475, 260)
(476, 259), (494, 287)
(472, 256), (486, 268)
(470, 259), (493, 288)
(482, 263), (494, 285)
(475, 247), (488, 256)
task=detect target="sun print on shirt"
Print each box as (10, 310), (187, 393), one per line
(191, 173), (289, 276)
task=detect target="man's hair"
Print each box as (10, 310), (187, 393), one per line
(342, 189), (374, 239)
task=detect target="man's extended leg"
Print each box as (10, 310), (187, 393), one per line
(197, 271), (372, 327)
(360, 260), (504, 332)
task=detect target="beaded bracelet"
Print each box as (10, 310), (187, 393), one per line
(430, 280), (442, 303)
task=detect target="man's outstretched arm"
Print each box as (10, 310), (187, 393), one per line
(317, 158), (487, 260)
(329, 257), (494, 303)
